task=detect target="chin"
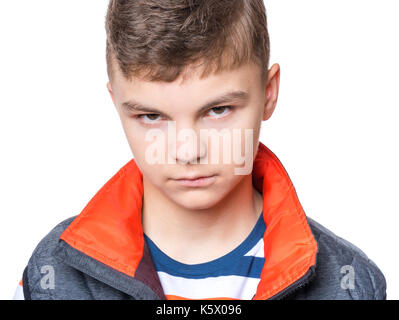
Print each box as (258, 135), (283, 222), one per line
(175, 193), (221, 211)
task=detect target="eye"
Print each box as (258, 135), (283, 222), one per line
(136, 113), (162, 123)
(207, 106), (232, 118)
(135, 105), (232, 125)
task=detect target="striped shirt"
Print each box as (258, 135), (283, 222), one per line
(13, 279), (24, 300)
(144, 212), (266, 300)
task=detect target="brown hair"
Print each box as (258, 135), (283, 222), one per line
(105, 0), (270, 85)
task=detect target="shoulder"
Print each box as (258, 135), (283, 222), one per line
(30, 216), (77, 257)
(22, 216), (136, 300)
(300, 216), (387, 299)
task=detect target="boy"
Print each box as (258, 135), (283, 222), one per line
(14, 0), (386, 300)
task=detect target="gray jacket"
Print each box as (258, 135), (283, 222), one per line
(20, 143), (387, 300)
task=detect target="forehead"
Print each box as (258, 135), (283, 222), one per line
(111, 61), (262, 107)
(112, 61), (261, 89)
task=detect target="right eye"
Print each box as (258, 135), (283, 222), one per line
(136, 114), (163, 124)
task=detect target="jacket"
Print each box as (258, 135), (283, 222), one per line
(20, 142), (387, 300)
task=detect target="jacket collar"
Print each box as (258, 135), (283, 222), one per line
(59, 142), (318, 300)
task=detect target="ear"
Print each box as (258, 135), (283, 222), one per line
(106, 82), (116, 106)
(263, 63), (280, 121)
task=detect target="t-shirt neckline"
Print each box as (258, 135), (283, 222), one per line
(144, 211), (265, 277)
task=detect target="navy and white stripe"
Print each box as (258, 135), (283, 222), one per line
(144, 212), (266, 300)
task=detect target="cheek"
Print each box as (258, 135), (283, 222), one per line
(121, 122), (155, 161)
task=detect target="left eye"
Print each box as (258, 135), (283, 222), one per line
(207, 106), (231, 117)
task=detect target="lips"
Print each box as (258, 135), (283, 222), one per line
(174, 174), (215, 181)
(172, 175), (217, 187)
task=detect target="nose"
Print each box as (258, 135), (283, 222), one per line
(169, 123), (207, 164)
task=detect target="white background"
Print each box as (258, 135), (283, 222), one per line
(1, 0), (398, 299)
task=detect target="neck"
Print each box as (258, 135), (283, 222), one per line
(141, 174), (263, 264)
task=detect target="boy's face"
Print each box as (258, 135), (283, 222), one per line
(107, 61), (279, 210)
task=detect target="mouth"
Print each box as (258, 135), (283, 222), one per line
(172, 175), (217, 187)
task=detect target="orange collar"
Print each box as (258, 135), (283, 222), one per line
(60, 142), (318, 300)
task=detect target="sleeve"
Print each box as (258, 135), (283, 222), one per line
(12, 279), (25, 300)
(374, 273), (387, 300)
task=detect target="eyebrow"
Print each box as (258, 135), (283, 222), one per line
(121, 90), (250, 117)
